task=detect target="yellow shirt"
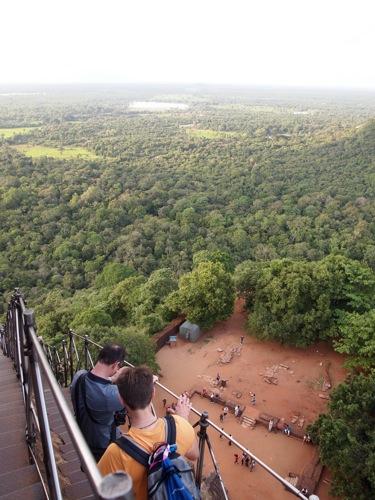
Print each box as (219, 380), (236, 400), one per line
(98, 415), (196, 498)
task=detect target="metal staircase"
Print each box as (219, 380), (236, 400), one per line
(0, 352), (45, 499)
(42, 382), (94, 500)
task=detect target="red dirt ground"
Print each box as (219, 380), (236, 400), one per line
(154, 299), (348, 500)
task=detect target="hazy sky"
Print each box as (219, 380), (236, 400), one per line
(2, 0), (375, 89)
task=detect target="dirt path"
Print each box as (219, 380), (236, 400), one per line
(154, 299), (347, 500)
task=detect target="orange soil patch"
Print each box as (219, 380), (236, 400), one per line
(154, 299), (347, 500)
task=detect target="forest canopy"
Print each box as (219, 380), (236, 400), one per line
(1, 84), (375, 358)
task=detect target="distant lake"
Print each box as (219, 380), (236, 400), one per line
(129, 101), (188, 110)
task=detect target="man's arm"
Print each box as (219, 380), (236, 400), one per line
(175, 394), (199, 461)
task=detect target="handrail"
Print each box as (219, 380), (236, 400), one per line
(2, 290), (133, 500)
(154, 379), (308, 499)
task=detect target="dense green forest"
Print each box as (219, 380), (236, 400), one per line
(1, 85), (375, 297)
(1, 84), (375, 343)
(1, 84), (375, 496)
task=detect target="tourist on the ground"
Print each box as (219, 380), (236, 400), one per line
(283, 423), (291, 436)
(302, 433), (311, 445)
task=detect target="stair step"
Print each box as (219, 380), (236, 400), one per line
(0, 479), (46, 499)
(66, 468), (87, 484)
(59, 456), (82, 475)
(61, 441), (76, 454)
(0, 443), (31, 474)
(0, 428), (26, 446)
(0, 375), (21, 389)
(0, 464), (40, 496)
(0, 412), (26, 430)
(0, 390), (24, 406)
(63, 479), (95, 500)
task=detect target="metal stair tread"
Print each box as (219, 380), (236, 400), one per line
(0, 442), (31, 474)
(0, 412), (26, 429)
(65, 468), (87, 484)
(58, 456), (82, 475)
(0, 389), (24, 404)
(63, 479), (94, 500)
(0, 479), (46, 499)
(0, 428), (26, 445)
(0, 463), (40, 496)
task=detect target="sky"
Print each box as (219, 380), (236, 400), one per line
(1, 0), (375, 89)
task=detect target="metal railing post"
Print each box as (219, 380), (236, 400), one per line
(24, 309), (62, 500)
(62, 339), (67, 387)
(84, 334), (89, 370)
(68, 328), (74, 382)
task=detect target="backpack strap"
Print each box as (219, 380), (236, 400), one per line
(75, 371), (117, 442)
(115, 416), (177, 467)
(115, 435), (150, 468)
(74, 373), (88, 425)
(164, 414), (176, 445)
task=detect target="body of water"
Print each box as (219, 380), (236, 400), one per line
(129, 101), (188, 110)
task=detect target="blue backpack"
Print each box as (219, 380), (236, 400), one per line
(115, 415), (199, 499)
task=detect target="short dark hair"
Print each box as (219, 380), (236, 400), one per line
(116, 365), (154, 410)
(97, 343), (126, 366)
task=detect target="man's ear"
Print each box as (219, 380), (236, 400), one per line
(119, 394), (126, 405)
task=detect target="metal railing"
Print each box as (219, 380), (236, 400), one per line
(1, 288), (309, 500)
(1, 289), (133, 500)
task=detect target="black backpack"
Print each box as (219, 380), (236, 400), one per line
(73, 372), (117, 461)
(115, 414), (199, 499)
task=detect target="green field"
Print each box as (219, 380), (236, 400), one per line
(0, 127), (38, 138)
(186, 128), (238, 139)
(21, 146), (99, 159)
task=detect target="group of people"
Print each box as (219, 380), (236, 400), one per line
(234, 452), (255, 470)
(71, 343), (199, 498)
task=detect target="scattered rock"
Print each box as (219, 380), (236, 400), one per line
(218, 344), (242, 364)
(319, 393), (330, 399)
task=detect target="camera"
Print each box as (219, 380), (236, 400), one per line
(114, 411), (127, 427)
